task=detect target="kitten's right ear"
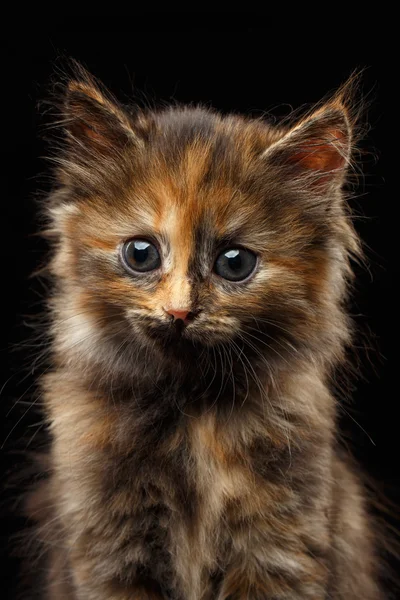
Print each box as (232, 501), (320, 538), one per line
(63, 78), (141, 156)
(53, 68), (146, 191)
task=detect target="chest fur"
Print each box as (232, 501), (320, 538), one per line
(47, 376), (318, 600)
(50, 405), (266, 597)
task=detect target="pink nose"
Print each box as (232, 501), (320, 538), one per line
(165, 308), (191, 323)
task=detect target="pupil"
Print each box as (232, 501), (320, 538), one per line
(134, 241), (150, 263)
(226, 249), (241, 271)
(135, 247), (148, 263)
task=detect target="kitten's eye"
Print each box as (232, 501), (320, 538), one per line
(121, 239), (161, 273)
(214, 248), (257, 282)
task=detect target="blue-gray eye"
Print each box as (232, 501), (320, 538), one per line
(122, 239), (161, 273)
(214, 248), (257, 282)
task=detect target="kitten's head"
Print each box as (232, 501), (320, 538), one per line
(47, 69), (360, 380)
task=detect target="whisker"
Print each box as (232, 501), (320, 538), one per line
(229, 339), (250, 410)
(224, 343), (236, 422)
(240, 329), (290, 365)
(232, 334), (269, 413)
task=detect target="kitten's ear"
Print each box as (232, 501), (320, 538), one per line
(54, 67), (145, 191)
(63, 74), (140, 155)
(263, 96), (353, 190)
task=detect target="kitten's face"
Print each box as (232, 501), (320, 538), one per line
(50, 78), (356, 373)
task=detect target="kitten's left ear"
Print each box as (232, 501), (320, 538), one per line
(263, 98), (353, 190)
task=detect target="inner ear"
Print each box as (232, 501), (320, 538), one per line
(290, 126), (348, 173)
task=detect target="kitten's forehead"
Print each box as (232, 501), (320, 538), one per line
(64, 112), (278, 252)
(148, 179), (258, 255)
(135, 124), (268, 240)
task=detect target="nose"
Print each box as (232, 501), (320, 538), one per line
(164, 308), (193, 325)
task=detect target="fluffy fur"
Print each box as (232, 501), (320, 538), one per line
(26, 67), (382, 599)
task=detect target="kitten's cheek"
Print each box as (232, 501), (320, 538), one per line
(123, 310), (150, 335)
(188, 316), (240, 344)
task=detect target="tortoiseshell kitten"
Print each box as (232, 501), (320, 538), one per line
(26, 67), (382, 599)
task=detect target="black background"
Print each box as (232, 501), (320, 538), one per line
(1, 23), (397, 598)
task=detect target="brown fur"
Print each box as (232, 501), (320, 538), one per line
(25, 66), (382, 598)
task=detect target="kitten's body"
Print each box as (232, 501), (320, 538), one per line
(27, 71), (381, 598)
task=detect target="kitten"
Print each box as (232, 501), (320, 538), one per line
(26, 67), (382, 599)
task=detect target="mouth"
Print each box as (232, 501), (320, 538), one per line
(145, 319), (200, 352)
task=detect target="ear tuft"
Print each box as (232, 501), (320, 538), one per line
(67, 80), (108, 106)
